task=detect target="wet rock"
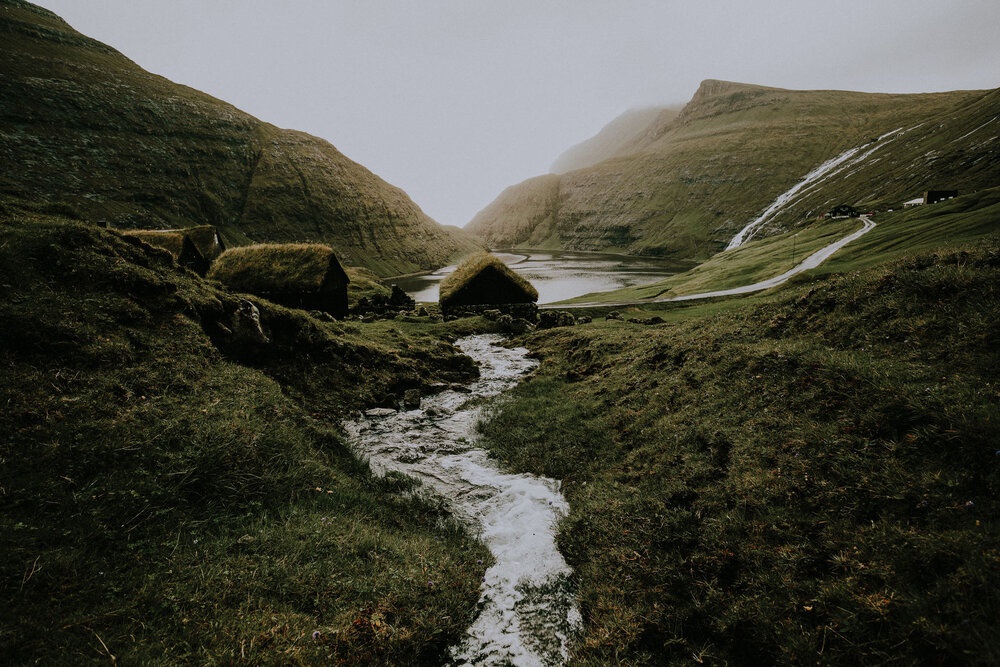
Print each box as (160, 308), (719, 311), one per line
(497, 314), (535, 334)
(364, 407), (397, 418)
(403, 388), (421, 409)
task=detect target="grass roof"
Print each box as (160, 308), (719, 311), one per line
(439, 252), (538, 307)
(208, 243), (347, 294)
(183, 225), (225, 260)
(120, 229), (189, 259)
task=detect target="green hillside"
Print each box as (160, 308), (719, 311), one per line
(0, 0), (481, 276)
(467, 79), (999, 260)
(0, 212), (497, 663)
(477, 236), (1000, 664)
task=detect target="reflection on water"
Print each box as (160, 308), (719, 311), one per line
(394, 250), (692, 304)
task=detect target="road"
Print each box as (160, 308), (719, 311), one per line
(548, 216), (876, 309)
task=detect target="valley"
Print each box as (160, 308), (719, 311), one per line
(2, 1), (999, 664)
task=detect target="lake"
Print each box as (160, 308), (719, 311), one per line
(393, 250), (694, 304)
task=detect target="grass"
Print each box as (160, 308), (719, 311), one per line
(560, 186), (1000, 306)
(467, 80), (995, 261)
(208, 243), (346, 293)
(562, 218), (858, 303)
(0, 217), (494, 664)
(476, 236), (1000, 664)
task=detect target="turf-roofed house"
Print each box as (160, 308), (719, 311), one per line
(439, 252), (538, 319)
(120, 225), (226, 276)
(208, 243), (350, 317)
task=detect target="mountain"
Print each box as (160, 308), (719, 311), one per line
(550, 106), (676, 174)
(0, 0), (481, 276)
(467, 79), (1000, 259)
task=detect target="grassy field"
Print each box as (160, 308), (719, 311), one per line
(0, 217), (494, 664)
(476, 235), (1000, 663)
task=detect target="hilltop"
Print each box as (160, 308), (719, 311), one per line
(0, 0), (480, 276)
(467, 79), (999, 259)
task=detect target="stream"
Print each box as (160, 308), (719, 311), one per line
(342, 334), (580, 665)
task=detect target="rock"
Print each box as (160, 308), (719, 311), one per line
(364, 407), (397, 418)
(606, 311), (623, 321)
(482, 309), (502, 321)
(229, 299), (269, 348)
(403, 388), (421, 410)
(577, 315), (592, 324)
(537, 310), (576, 329)
(497, 314), (535, 335)
(417, 306), (429, 317)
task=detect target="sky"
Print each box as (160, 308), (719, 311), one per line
(34, 1), (1000, 229)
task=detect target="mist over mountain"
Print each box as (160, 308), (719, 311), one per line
(0, 0), (480, 276)
(469, 79), (1000, 259)
(550, 107), (678, 174)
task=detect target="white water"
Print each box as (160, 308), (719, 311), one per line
(726, 127), (907, 250)
(342, 335), (580, 666)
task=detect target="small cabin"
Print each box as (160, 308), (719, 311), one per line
(439, 252), (538, 319)
(120, 225), (226, 276)
(828, 204), (860, 219)
(208, 243), (350, 317)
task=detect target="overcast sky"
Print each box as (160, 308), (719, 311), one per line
(34, 1), (1000, 229)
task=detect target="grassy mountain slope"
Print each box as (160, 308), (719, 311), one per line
(0, 211), (494, 663)
(478, 233), (1000, 664)
(467, 80), (998, 259)
(564, 185), (1000, 304)
(0, 0), (480, 276)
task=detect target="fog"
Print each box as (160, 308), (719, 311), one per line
(34, 0), (1000, 229)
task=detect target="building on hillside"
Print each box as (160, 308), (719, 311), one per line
(121, 229), (211, 275)
(183, 225), (227, 262)
(903, 197), (925, 208)
(207, 243), (350, 317)
(439, 252), (538, 319)
(119, 225), (226, 276)
(924, 190), (959, 205)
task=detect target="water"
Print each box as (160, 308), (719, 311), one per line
(394, 250), (693, 304)
(726, 126), (908, 250)
(342, 335), (580, 665)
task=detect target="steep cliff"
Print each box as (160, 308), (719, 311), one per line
(0, 0), (480, 276)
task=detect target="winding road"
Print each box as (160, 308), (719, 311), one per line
(549, 216), (875, 309)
